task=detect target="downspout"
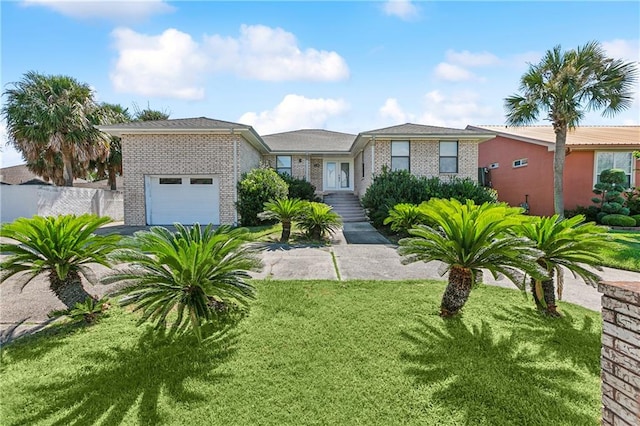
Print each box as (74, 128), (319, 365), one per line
(232, 129), (238, 225)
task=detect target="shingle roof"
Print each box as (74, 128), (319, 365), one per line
(262, 129), (356, 152)
(99, 117), (250, 130)
(361, 123), (491, 136)
(470, 125), (640, 148)
(0, 164), (49, 185)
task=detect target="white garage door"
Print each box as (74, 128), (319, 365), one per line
(145, 175), (220, 225)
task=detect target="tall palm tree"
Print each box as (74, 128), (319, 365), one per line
(90, 103), (132, 190)
(0, 215), (121, 309)
(505, 41), (638, 217)
(518, 214), (611, 316)
(104, 224), (262, 341)
(2, 71), (110, 186)
(398, 199), (544, 317)
(258, 198), (306, 242)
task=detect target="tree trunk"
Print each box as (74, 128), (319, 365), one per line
(281, 220), (291, 242)
(531, 277), (560, 317)
(108, 165), (117, 190)
(49, 270), (95, 309)
(553, 124), (567, 217)
(440, 265), (473, 317)
(61, 145), (75, 187)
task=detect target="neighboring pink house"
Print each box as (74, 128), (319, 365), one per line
(471, 125), (640, 217)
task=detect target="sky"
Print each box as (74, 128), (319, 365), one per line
(1, 0), (639, 167)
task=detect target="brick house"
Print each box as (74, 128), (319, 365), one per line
(471, 125), (640, 217)
(100, 118), (494, 225)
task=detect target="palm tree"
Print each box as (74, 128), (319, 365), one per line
(2, 71), (111, 186)
(398, 199), (544, 317)
(505, 41), (638, 217)
(518, 214), (611, 316)
(90, 103), (132, 190)
(0, 215), (121, 309)
(297, 202), (343, 240)
(258, 198), (306, 242)
(103, 224), (262, 341)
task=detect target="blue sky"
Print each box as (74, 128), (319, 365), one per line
(2, 0), (639, 167)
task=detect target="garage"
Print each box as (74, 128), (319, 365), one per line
(145, 175), (220, 225)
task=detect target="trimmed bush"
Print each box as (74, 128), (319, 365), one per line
(600, 214), (637, 227)
(362, 168), (498, 228)
(237, 166), (288, 226)
(280, 173), (318, 201)
(631, 214), (640, 226)
(592, 168), (630, 220)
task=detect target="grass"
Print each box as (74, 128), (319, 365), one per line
(0, 280), (602, 425)
(597, 230), (640, 272)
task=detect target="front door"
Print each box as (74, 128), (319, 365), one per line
(324, 160), (352, 190)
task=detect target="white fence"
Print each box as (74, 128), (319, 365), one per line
(0, 185), (123, 223)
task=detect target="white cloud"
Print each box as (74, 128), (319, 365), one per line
(382, 0), (419, 20)
(433, 62), (478, 82)
(23, 0), (174, 22)
(378, 91), (497, 129)
(445, 50), (500, 67)
(238, 94), (349, 135)
(379, 98), (415, 124)
(110, 28), (208, 100)
(204, 24), (349, 81)
(602, 39), (640, 63)
(110, 25), (349, 98)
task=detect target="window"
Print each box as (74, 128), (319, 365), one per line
(159, 178), (182, 184)
(513, 158), (528, 168)
(190, 178), (213, 185)
(439, 141), (458, 173)
(596, 152), (633, 187)
(391, 141), (410, 171)
(276, 156), (292, 175)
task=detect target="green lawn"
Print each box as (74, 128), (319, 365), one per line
(0, 280), (602, 425)
(598, 231), (640, 272)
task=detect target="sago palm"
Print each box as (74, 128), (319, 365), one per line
(398, 199), (544, 317)
(103, 224), (262, 341)
(258, 198), (306, 242)
(505, 41), (638, 216)
(383, 202), (429, 236)
(518, 214), (611, 316)
(0, 215), (121, 309)
(297, 202), (342, 240)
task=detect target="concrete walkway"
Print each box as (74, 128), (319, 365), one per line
(3, 224), (639, 342)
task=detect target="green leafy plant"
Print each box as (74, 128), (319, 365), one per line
(297, 202), (343, 240)
(591, 169), (630, 220)
(104, 224), (262, 342)
(623, 187), (640, 215)
(69, 297), (112, 324)
(518, 215), (611, 316)
(258, 198), (307, 242)
(632, 214), (640, 227)
(0, 215), (120, 309)
(383, 203), (428, 236)
(601, 214), (637, 227)
(237, 165), (288, 226)
(398, 199), (543, 317)
(279, 173), (319, 201)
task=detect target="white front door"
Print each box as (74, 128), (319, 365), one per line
(324, 160), (352, 191)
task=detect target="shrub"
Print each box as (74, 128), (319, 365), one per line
(383, 203), (428, 235)
(624, 187), (640, 215)
(237, 166), (288, 226)
(600, 214), (637, 227)
(280, 173), (318, 201)
(297, 202), (342, 240)
(258, 198), (306, 242)
(362, 168), (497, 228)
(632, 214), (640, 226)
(565, 205), (599, 222)
(592, 169), (630, 220)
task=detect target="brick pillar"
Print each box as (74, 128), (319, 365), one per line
(598, 281), (640, 425)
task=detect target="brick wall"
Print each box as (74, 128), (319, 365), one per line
(598, 281), (640, 426)
(354, 142), (373, 198)
(310, 156), (323, 193)
(262, 154), (308, 180)
(372, 139), (479, 182)
(121, 133), (255, 225)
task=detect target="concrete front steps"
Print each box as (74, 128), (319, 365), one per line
(323, 192), (368, 223)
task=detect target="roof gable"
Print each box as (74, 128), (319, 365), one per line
(362, 122), (489, 136)
(262, 129), (356, 153)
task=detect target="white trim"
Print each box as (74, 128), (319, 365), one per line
(323, 157), (354, 191)
(593, 150), (636, 187)
(512, 158), (528, 168)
